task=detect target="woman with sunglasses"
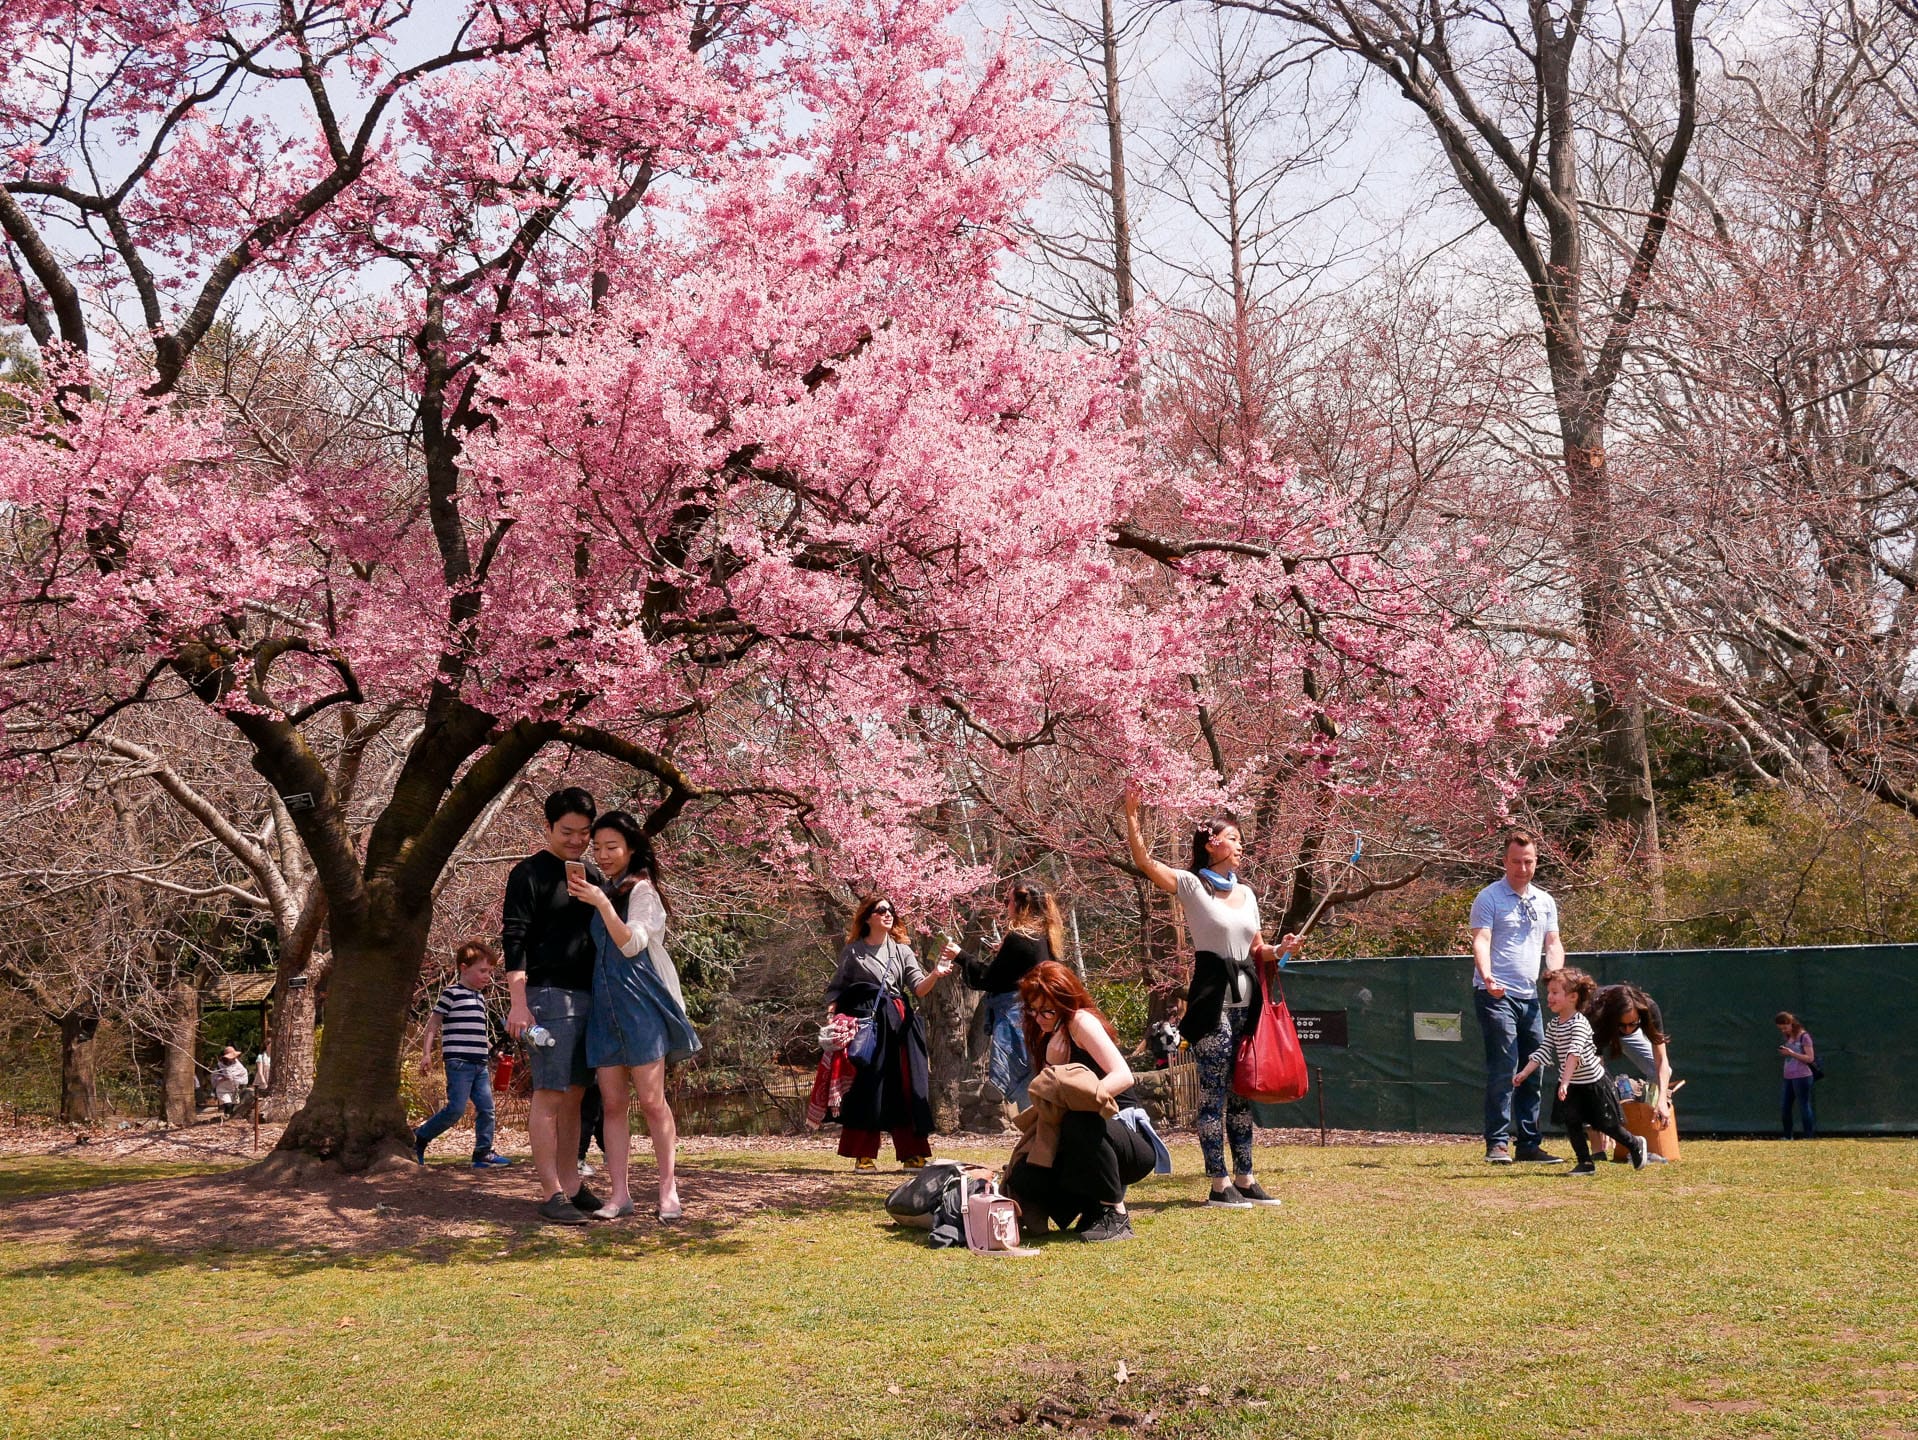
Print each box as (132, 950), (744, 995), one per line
(1584, 983), (1675, 1134)
(1124, 788), (1297, 1207)
(824, 896), (958, 1171)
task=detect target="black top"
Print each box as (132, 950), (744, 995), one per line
(1180, 949), (1255, 1045)
(961, 931), (1049, 996)
(500, 850), (607, 991)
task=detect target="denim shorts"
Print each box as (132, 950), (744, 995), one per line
(525, 986), (592, 1091)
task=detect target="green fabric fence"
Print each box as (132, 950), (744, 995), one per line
(1248, 945), (1918, 1135)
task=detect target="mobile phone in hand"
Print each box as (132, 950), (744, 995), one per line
(565, 860), (587, 883)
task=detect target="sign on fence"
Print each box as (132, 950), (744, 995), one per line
(1412, 1012), (1464, 1042)
(1291, 1010), (1349, 1046)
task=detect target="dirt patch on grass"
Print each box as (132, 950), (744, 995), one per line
(981, 1364), (1297, 1434)
(0, 1155), (847, 1259)
(1674, 1399), (1769, 1414)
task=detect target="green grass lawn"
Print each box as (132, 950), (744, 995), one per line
(3, 1139), (1914, 1439)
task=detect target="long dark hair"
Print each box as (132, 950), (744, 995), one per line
(1189, 819), (1240, 876)
(1018, 960), (1117, 1066)
(1006, 882), (1066, 963)
(1586, 983), (1667, 1055)
(590, 810), (668, 913)
(847, 895), (911, 946)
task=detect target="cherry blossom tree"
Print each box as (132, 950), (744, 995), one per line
(0, 0), (1535, 1167)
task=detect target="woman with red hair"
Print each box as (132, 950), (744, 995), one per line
(1003, 960), (1145, 1243)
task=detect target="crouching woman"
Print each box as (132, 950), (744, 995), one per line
(1003, 961), (1143, 1243)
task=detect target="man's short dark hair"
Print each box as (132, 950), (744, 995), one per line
(544, 787), (597, 827)
(1503, 829), (1539, 853)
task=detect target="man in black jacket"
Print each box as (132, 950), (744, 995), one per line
(503, 787), (606, 1224)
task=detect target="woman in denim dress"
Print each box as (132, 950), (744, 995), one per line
(574, 810), (701, 1220)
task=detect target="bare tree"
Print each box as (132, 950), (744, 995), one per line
(1619, 0), (1918, 811)
(1214, 0), (1704, 859)
(1011, 0), (1154, 346)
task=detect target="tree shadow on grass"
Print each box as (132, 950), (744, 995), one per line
(0, 1158), (885, 1280)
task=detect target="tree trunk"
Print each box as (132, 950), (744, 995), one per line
(58, 1011), (100, 1125)
(1101, 0), (1134, 327)
(1561, 405), (1662, 861)
(260, 963), (320, 1123)
(273, 922), (424, 1170)
(161, 977), (199, 1127)
(919, 975), (981, 1134)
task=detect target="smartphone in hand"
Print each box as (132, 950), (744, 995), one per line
(565, 859), (587, 883)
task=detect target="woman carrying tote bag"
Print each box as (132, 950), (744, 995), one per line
(1123, 788), (1299, 1208)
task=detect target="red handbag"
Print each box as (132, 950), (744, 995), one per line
(1232, 956), (1310, 1103)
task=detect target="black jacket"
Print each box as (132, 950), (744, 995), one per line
(1179, 949), (1255, 1045)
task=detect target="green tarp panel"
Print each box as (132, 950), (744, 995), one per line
(1249, 945), (1918, 1135)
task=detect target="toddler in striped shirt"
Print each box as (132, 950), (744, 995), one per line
(1512, 968), (1647, 1176)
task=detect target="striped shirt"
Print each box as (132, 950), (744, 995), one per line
(432, 983), (492, 1063)
(1529, 1011), (1606, 1085)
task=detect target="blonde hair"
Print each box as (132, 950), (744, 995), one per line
(1007, 882), (1066, 963)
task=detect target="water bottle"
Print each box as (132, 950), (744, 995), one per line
(524, 1024), (557, 1049)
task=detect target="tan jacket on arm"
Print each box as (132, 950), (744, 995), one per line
(1007, 1063), (1119, 1170)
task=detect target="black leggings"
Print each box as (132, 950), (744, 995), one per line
(1557, 1081), (1634, 1165)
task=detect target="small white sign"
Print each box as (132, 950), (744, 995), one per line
(1413, 1011), (1463, 1042)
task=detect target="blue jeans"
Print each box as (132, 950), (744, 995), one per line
(1474, 989), (1545, 1151)
(414, 1058), (496, 1159)
(1781, 1076), (1815, 1138)
(983, 992), (1031, 1108)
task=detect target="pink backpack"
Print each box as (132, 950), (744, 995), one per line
(961, 1173), (1022, 1254)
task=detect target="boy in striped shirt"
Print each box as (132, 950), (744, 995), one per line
(414, 940), (512, 1169)
(1512, 968), (1647, 1176)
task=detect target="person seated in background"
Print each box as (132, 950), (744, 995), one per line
(1141, 990), (1187, 1069)
(211, 1046), (250, 1114)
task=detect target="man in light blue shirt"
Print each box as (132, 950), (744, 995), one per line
(1468, 831), (1566, 1163)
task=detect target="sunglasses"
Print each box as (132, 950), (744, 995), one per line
(871, 905), (894, 916)
(1618, 1019), (1641, 1033)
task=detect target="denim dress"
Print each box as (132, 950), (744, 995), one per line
(585, 880), (702, 1069)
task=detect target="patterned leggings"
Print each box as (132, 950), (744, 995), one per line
(1194, 1006), (1255, 1179)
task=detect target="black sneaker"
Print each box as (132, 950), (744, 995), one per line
(1485, 1144), (1513, 1164)
(1514, 1147), (1564, 1164)
(1080, 1207), (1134, 1243)
(1630, 1136), (1649, 1170)
(570, 1182), (603, 1213)
(538, 1192), (590, 1225)
(1206, 1185), (1255, 1207)
(1237, 1182), (1283, 1207)
(1565, 1163), (1598, 1177)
